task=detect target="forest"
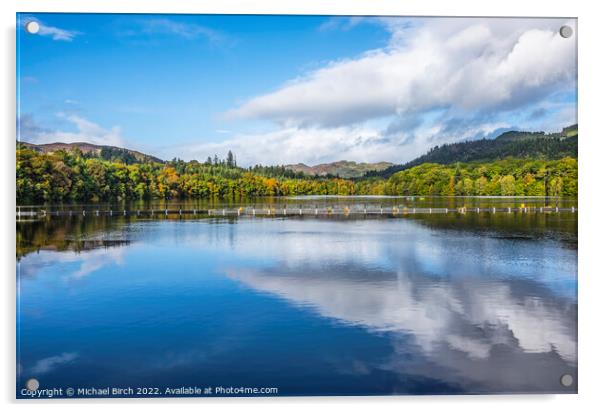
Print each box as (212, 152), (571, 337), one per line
(16, 145), (577, 203)
(368, 126), (578, 178)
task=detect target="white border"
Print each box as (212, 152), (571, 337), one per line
(2, 1), (601, 411)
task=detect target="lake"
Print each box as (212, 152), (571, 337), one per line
(16, 196), (578, 397)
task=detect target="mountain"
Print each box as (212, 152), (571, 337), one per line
(367, 124), (578, 178)
(17, 141), (163, 164)
(285, 160), (394, 178)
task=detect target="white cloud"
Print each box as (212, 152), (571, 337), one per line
(23, 19), (80, 41)
(19, 113), (125, 147)
(228, 18), (575, 128)
(200, 18), (577, 165)
(122, 18), (226, 45)
(172, 119), (510, 166)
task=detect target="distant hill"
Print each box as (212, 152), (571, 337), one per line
(17, 141), (163, 164)
(286, 160), (393, 178)
(367, 124), (578, 178)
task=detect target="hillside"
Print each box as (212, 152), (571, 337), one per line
(17, 141), (163, 164)
(367, 125), (578, 178)
(286, 160), (393, 178)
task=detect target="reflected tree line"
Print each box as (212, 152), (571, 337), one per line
(17, 217), (130, 259)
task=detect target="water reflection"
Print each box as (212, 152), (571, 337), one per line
(16, 203), (577, 395)
(222, 218), (576, 393)
(19, 248), (125, 280)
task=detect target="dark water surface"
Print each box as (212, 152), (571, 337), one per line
(17, 197), (577, 397)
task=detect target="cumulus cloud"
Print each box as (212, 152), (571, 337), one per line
(172, 119), (510, 166)
(195, 18), (576, 166)
(228, 18), (576, 128)
(18, 113), (125, 147)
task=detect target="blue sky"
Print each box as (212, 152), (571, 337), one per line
(17, 14), (577, 166)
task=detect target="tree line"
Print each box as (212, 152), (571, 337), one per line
(368, 132), (577, 178)
(16, 147), (577, 203)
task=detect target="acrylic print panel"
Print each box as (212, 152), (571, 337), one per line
(16, 13), (578, 398)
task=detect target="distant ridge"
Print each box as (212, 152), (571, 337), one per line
(285, 160), (393, 178)
(366, 124), (578, 178)
(17, 141), (163, 164)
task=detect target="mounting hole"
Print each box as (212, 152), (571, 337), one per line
(26, 378), (39, 391)
(559, 25), (573, 38)
(560, 373), (574, 387)
(25, 21), (40, 34)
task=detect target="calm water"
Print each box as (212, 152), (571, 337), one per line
(17, 197), (578, 397)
